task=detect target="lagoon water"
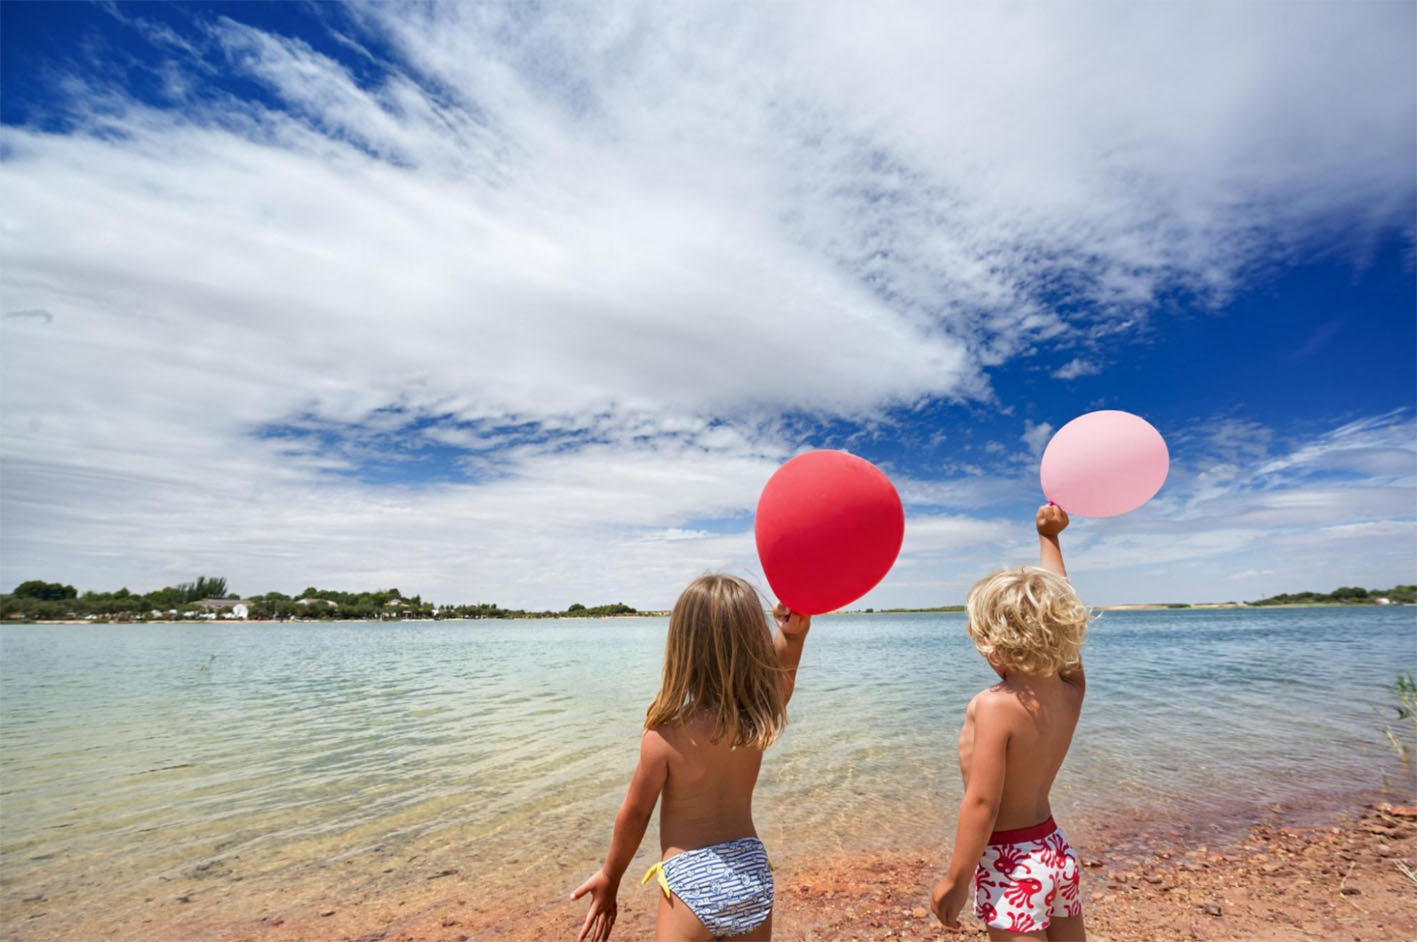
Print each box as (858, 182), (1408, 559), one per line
(1, 607), (1413, 934)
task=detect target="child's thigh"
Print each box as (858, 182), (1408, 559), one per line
(655, 892), (713, 942)
(1045, 913), (1086, 941)
(987, 928), (1047, 942)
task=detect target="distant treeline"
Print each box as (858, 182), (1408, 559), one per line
(1, 578), (638, 622)
(1248, 585), (1415, 606)
(862, 605), (967, 613)
(436, 601), (640, 620)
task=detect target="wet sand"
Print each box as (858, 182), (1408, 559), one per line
(18, 794), (1410, 942)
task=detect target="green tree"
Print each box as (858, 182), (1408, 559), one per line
(174, 576), (228, 603)
(1386, 585), (1416, 603)
(12, 580), (77, 601)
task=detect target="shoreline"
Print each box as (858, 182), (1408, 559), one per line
(301, 797), (1417, 941)
(11, 785), (1411, 941)
(10, 601), (1412, 626)
(856, 602), (1416, 613)
(5, 612), (672, 626)
(1095, 601), (1415, 612)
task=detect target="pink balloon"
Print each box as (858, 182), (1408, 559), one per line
(1040, 411), (1169, 517)
(755, 450), (905, 615)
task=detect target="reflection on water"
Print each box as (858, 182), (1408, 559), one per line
(1, 607), (1413, 933)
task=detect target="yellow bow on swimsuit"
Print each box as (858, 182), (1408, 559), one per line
(642, 855), (773, 900)
(642, 861), (672, 900)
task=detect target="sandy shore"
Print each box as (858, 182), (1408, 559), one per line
(44, 798), (1408, 942)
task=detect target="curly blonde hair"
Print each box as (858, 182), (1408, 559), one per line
(644, 574), (786, 750)
(966, 566), (1090, 676)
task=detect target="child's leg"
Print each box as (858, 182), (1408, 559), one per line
(655, 890), (713, 942)
(987, 929), (1046, 942)
(1045, 913), (1086, 941)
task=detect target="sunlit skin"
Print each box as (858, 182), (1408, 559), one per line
(932, 504), (1088, 941)
(571, 603), (810, 942)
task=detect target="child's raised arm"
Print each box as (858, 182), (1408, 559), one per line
(1036, 502), (1069, 578)
(1036, 503), (1085, 689)
(571, 730), (670, 941)
(772, 602), (812, 705)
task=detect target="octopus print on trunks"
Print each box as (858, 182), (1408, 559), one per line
(972, 816), (1081, 933)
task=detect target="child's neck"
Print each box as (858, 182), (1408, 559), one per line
(999, 670), (1061, 690)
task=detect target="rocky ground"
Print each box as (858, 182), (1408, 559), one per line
(116, 801), (1411, 942)
(7, 800), (1413, 941)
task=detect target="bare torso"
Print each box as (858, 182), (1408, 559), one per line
(655, 713), (763, 857)
(957, 673), (1084, 831)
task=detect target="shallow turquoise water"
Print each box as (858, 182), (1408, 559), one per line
(1, 607), (1413, 931)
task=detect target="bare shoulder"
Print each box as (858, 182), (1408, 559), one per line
(969, 687), (1023, 728)
(974, 682), (1031, 725)
(641, 724), (677, 760)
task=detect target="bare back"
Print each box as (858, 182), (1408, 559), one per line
(958, 673), (1083, 830)
(654, 713), (764, 856)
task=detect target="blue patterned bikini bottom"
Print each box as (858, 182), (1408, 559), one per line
(643, 836), (773, 938)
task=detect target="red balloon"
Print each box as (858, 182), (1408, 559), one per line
(754, 450), (905, 615)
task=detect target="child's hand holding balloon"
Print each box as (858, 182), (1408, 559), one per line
(1036, 503), (1070, 577)
(773, 602), (810, 638)
(1036, 503), (1069, 537)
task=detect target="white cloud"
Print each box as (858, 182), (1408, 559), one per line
(1052, 358), (1101, 380)
(1021, 421), (1054, 458)
(901, 514), (1009, 557)
(1252, 410), (1416, 480)
(1, 3), (1413, 604)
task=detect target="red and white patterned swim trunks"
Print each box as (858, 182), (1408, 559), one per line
(973, 816), (1081, 934)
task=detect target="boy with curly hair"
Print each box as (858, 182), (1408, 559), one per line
(931, 503), (1091, 940)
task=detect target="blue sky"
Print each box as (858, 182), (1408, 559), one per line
(2, 1), (1414, 607)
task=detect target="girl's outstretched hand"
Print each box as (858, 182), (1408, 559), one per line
(571, 870), (618, 941)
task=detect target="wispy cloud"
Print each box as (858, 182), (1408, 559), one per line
(1021, 421), (1054, 458)
(2, 309), (53, 325)
(1251, 409), (1416, 481)
(1052, 358), (1100, 380)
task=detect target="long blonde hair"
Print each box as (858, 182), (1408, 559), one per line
(966, 566), (1090, 676)
(644, 574), (786, 750)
